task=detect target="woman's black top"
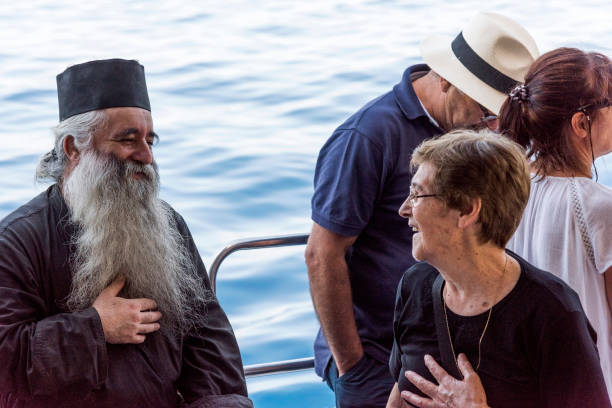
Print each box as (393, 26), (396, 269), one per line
(390, 251), (610, 408)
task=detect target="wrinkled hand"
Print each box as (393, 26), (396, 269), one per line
(401, 354), (489, 408)
(92, 276), (162, 344)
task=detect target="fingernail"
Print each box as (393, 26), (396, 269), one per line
(400, 391), (413, 401)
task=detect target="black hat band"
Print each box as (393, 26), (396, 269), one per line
(451, 32), (518, 94)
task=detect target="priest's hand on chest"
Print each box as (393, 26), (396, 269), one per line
(92, 276), (162, 344)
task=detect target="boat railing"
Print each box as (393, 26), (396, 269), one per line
(209, 233), (315, 377)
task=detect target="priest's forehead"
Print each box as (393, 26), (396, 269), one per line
(95, 107), (156, 142)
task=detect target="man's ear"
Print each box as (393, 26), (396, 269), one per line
(63, 135), (80, 164)
(570, 111), (589, 140)
(439, 76), (452, 93)
(457, 197), (481, 229)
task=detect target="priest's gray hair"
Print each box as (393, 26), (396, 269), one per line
(36, 110), (107, 183)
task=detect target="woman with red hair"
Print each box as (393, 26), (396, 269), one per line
(501, 47), (612, 397)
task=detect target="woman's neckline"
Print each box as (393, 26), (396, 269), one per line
(442, 252), (524, 318)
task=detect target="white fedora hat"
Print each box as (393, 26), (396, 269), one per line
(421, 12), (539, 115)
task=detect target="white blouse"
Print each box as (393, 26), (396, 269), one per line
(508, 175), (612, 396)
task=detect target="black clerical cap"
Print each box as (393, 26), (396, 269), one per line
(56, 59), (151, 121)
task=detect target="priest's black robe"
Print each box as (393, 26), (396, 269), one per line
(0, 184), (252, 407)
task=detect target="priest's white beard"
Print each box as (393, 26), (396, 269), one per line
(63, 150), (208, 334)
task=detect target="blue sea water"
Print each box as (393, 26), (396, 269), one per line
(1, 1), (612, 406)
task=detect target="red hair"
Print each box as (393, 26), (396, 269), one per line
(499, 47), (612, 177)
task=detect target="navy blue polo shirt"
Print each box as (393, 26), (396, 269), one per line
(311, 64), (443, 376)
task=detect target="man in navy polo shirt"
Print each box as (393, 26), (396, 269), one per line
(305, 12), (538, 407)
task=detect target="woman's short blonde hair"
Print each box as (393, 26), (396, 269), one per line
(411, 129), (530, 248)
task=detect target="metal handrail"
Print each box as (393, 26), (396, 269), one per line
(208, 233), (315, 377)
(244, 357), (315, 377)
(209, 233), (309, 293)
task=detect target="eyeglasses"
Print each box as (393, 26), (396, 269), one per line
(467, 103), (498, 131)
(407, 189), (440, 207)
(575, 99), (611, 183)
(477, 104), (499, 131)
(577, 99), (612, 113)
(454, 85), (498, 131)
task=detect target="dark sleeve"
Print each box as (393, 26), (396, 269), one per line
(0, 223), (108, 396)
(311, 128), (384, 237)
(389, 274), (406, 381)
(172, 213), (253, 408)
(538, 311), (610, 408)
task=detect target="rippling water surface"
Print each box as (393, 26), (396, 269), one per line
(2, 1), (612, 406)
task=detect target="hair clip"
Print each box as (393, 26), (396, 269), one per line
(509, 84), (529, 103)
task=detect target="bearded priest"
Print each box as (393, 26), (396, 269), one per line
(0, 59), (252, 408)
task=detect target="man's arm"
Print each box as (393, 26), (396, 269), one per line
(171, 211), (252, 408)
(0, 227), (109, 396)
(178, 296), (253, 408)
(305, 222), (362, 375)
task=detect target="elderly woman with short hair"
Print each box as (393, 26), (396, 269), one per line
(386, 130), (609, 408)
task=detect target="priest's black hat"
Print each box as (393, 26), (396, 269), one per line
(56, 59), (151, 121)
